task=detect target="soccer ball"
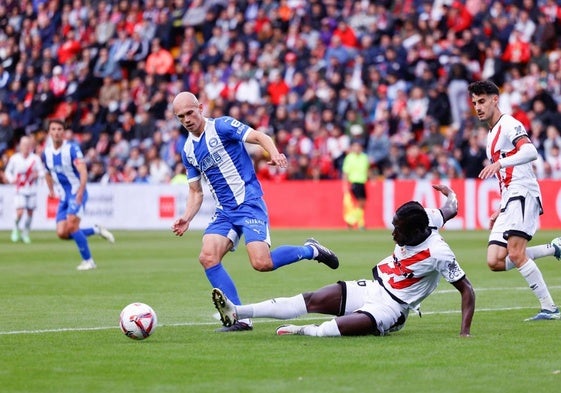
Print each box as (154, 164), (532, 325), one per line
(119, 302), (158, 340)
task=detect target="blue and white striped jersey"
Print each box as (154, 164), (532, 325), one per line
(181, 116), (263, 210)
(42, 141), (86, 200)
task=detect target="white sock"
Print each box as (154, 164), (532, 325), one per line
(24, 216), (32, 231)
(504, 256), (516, 270)
(301, 319), (341, 337)
(526, 244), (554, 260)
(518, 259), (556, 311)
(236, 294), (307, 320)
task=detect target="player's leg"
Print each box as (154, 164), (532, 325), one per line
(213, 283), (344, 327)
(508, 235), (559, 320)
(237, 199), (339, 270)
(11, 194), (25, 242)
(277, 281), (404, 336)
(78, 224), (115, 243)
(351, 183), (367, 230)
(486, 242), (509, 271)
(21, 208), (33, 243)
(201, 232), (253, 332)
(500, 196), (558, 320)
(200, 220), (248, 316)
(200, 233), (238, 299)
(67, 213), (96, 270)
(21, 194), (37, 244)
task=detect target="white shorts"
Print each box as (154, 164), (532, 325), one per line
(340, 279), (409, 335)
(14, 194), (37, 210)
(489, 191), (542, 244)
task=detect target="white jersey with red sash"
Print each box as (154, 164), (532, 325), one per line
(5, 152), (44, 195)
(486, 114), (541, 199)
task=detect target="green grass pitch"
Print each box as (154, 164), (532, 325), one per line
(1, 228), (561, 393)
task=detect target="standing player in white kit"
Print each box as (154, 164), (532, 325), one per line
(4, 136), (45, 243)
(470, 80), (561, 321)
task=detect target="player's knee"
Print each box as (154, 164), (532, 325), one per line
(506, 250), (525, 265)
(487, 259), (504, 271)
(56, 229), (70, 239)
(250, 258), (274, 272)
(198, 252), (218, 269)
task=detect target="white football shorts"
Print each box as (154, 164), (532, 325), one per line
(340, 279), (409, 335)
(14, 193), (37, 210)
(490, 190), (542, 244)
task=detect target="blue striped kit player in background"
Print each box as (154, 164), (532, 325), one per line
(42, 119), (115, 271)
(171, 92), (339, 332)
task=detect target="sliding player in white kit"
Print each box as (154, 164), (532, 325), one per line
(213, 185), (475, 337)
(4, 136), (45, 243)
(469, 80), (561, 321)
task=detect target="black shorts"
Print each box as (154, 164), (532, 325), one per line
(351, 183), (367, 200)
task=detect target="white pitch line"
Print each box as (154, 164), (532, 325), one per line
(433, 284), (561, 294)
(0, 306), (537, 336)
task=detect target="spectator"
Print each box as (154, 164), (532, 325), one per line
(146, 145), (171, 184)
(1, 0), (561, 185)
(460, 131), (487, 178)
(0, 112), (14, 155)
(93, 47), (123, 81)
(145, 38), (174, 79)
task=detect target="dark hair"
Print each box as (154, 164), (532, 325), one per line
(468, 80), (499, 96)
(395, 201), (429, 232)
(48, 119), (65, 128)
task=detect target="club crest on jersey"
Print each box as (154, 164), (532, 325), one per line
(446, 259), (462, 280)
(208, 137), (219, 148)
(514, 124), (525, 137)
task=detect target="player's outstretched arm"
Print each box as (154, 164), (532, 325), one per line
(433, 184), (458, 222)
(245, 129), (287, 167)
(452, 276), (475, 337)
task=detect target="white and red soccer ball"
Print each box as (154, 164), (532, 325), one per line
(119, 302), (158, 340)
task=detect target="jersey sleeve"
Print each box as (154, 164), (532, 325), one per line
(433, 243), (465, 283)
(69, 142), (84, 162)
(180, 144), (200, 182)
(439, 257), (466, 283)
(214, 116), (251, 142)
(505, 116), (529, 143)
(425, 207), (444, 230)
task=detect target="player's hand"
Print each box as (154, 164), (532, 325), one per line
(432, 184), (452, 196)
(488, 211), (499, 230)
(171, 217), (190, 236)
(267, 153), (287, 168)
(478, 161), (501, 180)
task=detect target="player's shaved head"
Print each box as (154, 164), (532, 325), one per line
(173, 92), (199, 108)
(173, 91), (205, 136)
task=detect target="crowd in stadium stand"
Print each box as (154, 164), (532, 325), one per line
(1, 0), (561, 184)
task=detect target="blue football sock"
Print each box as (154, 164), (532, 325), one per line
(205, 263), (242, 305)
(71, 229), (92, 260)
(82, 227), (95, 237)
(271, 245), (314, 270)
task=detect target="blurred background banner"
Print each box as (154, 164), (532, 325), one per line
(2, 179), (561, 230)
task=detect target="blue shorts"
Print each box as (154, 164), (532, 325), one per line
(56, 193), (88, 222)
(206, 198), (271, 251)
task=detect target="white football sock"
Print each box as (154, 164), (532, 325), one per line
(236, 294), (307, 320)
(301, 319), (341, 337)
(504, 256), (516, 270)
(526, 244), (554, 260)
(518, 259), (556, 311)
